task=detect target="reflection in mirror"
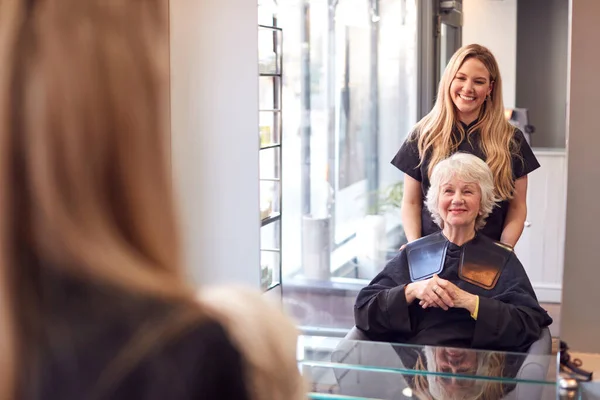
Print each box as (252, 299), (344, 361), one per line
(410, 347), (525, 400)
(274, 0), (568, 350)
(299, 336), (557, 399)
(278, 0), (417, 334)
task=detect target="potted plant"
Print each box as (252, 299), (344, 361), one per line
(378, 181), (406, 253)
(356, 181), (405, 278)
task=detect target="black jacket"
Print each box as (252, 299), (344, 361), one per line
(19, 282), (250, 400)
(354, 233), (552, 352)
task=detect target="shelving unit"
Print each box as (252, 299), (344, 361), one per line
(258, 9), (282, 293)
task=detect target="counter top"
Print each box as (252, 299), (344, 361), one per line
(532, 147), (566, 156)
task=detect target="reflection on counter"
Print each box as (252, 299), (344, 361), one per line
(298, 335), (557, 399)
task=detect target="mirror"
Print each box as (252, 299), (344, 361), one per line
(268, 0), (569, 352)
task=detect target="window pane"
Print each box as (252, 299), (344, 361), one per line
(260, 179), (281, 218)
(259, 76), (281, 111)
(258, 26), (282, 75)
(259, 146), (281, 180)
(260, 220), (281, 291)
(259, 111), (281, 147)
(331, 0), (370, 244)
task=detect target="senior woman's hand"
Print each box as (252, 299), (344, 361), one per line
(405, 274), (454, 310)
(419, 278), (478, 315)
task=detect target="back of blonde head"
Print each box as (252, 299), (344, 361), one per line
(199, 287), (307, 400)
(0, 1), (200, 398)
(414, 44), (518, 200)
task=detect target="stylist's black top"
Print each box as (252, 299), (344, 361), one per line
(23, 278), (250, 400)
(391, 121), (540, 241)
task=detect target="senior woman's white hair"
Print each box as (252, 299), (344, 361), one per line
(416, 346), (507, 400)
(425, 153), (500, 231)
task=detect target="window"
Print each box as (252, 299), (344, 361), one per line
(279, 0), (417, 275)
(275, 0), (420, 332)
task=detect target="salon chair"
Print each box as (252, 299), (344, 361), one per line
(330, 326), (553, 399)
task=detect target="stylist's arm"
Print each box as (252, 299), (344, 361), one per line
(399, 174), (423, 249)
(500, 176), (528, 247)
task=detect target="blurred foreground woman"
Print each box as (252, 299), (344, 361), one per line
(0, 2), (304, 400)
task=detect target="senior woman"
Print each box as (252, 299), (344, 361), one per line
(354, 153), (552, 352)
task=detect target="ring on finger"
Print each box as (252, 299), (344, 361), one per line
(433, 285), (439, 294)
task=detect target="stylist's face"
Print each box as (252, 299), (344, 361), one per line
(450, 58), (493, 124)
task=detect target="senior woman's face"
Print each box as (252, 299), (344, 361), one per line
(435, 348), (478, 391)
(438, 177), (481, 229)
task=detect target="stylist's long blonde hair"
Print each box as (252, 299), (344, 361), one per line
(414, 44), (519, 200)
(0, 1), (202, 398)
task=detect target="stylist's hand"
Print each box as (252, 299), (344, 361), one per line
(407, 274), (454, 310)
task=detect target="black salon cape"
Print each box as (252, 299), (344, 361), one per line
(354, 235), (553, 353)
(391, 122), (540, 241)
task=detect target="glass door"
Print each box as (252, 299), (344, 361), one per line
(436, 0), (462, 83)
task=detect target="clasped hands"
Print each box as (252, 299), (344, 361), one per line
(405, 274), (477, 312)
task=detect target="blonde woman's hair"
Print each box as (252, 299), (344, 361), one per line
(425, 153), (500, 230)
(413, 43), (519, 200)
(0, 2), (204, 398)
(199, 286), (307, 400)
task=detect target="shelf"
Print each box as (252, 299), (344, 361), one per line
(259, 73), (282, 78)
(261, 248), (281, 253)
(261, 281), (281, 293)
(260, 143), (281, 150)
(257, 15), (282, 298)
(261, 212), (281, 226)
(265, 281), (281, 291)
(258, 24), (283, 31)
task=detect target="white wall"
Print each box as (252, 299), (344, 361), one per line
(561, 0), (600, 353)
(169, 0), (260, 288)
(514, 150), (567, 304)
(462, 0), (517, 108)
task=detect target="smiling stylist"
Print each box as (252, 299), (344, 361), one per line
(392, 44), (539, 247)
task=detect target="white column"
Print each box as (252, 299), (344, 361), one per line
(169, 1), (260, 288)
(560, 0), (600, 352)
